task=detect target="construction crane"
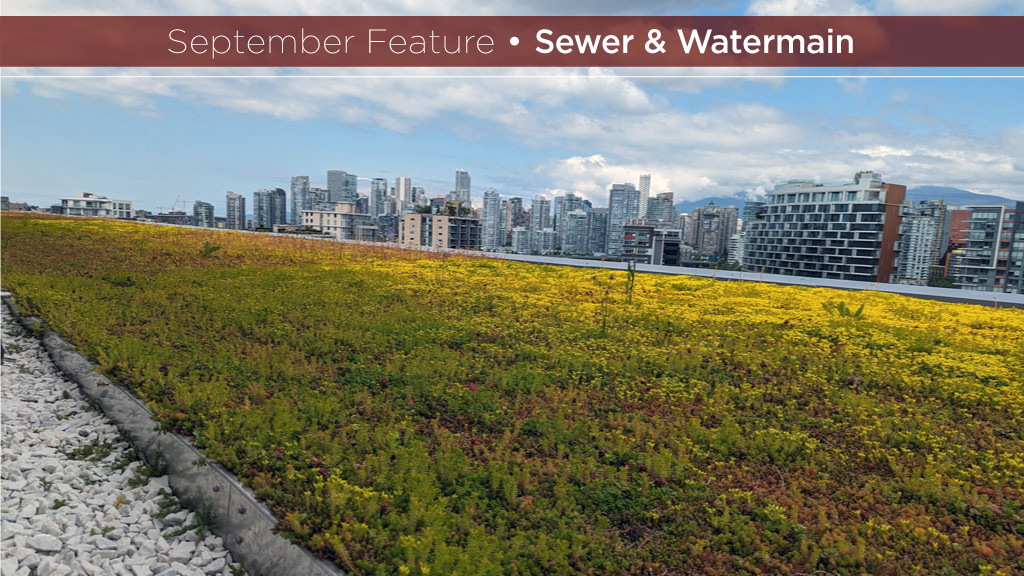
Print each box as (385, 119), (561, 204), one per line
(172, 196), (192, 213)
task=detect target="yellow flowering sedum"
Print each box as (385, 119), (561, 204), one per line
(2, 213), (1023, 576)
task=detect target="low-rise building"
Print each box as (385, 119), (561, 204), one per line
(400, 214), (481, 250)
(623, 225), (685, 265)
(60, 193), (133, 219)
(304, 202), (374, 241)
(153, 211), (188, 226)
(0, 197), (31, 212)
(376, 215), (401, 243)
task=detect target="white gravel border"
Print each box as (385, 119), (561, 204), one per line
(1, 302), (248, 576)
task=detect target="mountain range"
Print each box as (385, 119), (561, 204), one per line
(904, 187), (1018, 208)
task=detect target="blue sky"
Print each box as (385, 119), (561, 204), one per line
(1, 89), (558, 210)
(2, 0), (1024, 214)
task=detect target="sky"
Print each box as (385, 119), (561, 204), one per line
(2, 0), (1024, 215)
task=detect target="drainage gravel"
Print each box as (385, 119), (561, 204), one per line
(1, 303), (247, 576)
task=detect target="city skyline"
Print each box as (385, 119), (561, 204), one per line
(4, 151), (1022, 222)
(13, 119), (1017, 224)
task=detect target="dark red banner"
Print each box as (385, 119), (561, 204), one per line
(1, 16), (1022, 68)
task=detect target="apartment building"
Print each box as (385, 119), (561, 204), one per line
(743, 172), (906, 283)
(895, 200), (950, 285)
(304, 202), (376, 241)
(400, 214), (481, 250)
(60, 192), (133, 219)
(952, 202), (1024, 294)
(622, 224), (685, 266)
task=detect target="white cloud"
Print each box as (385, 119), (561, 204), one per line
(874, 0), (1023, 15)
(543, 128), (1024, 205)
(747, 0), (1023, 14)
(606, 67), (790, 95)
(853, 145), (912, 158)
(539, 119), (1024, 204)
(7, 69), (1024, 203)
(838, 76), (867, 96)
(0, 67), (781, 148)
(747, 0), (871, 16)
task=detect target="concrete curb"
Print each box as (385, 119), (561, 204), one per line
(1, 294), (343, 576)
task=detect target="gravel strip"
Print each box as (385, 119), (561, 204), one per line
(1, 302), (248, 576)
